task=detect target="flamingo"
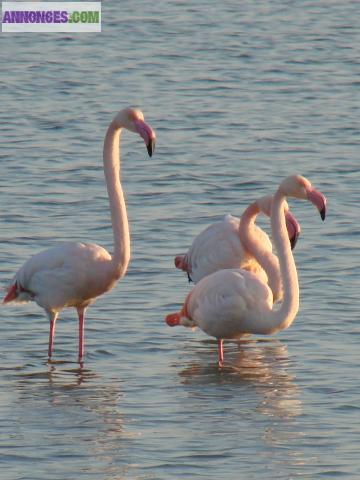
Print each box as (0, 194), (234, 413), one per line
(3, 107), (156, 363)
(174, 195), (301, 298)
(166, 175), (326, 366)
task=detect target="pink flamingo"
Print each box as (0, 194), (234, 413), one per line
(166, 175), (326, 366)
(174, 196), (300, 299)
(3, 107), (156, 363)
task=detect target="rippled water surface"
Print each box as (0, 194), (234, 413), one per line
(1, 1), (359, 478)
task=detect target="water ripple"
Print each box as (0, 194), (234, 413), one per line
(1, 1), (359, 478)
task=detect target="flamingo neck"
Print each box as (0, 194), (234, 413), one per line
(239, 202), (282, 300)
(267, 189), (299, 332)
(103, 120), (130, 278)
(239, 193), (299, 334)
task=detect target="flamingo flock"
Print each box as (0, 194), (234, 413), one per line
(2, 106), (327, 366)
(167, 175), (326, 365)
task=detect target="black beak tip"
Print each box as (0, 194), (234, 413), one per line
(147, 138), (156, 157)
(320, 208), (326, 221)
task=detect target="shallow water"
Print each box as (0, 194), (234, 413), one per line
(0, 1), (359, 478)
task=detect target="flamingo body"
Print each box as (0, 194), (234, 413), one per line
(175, 196), (299, 289)
(176, 214), (271, 284)
(5, 242), (116, 311)
(185, 268), (273, 339)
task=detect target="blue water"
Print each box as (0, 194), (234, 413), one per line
(0, 1), (359, 478)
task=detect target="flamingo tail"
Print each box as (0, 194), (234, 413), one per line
(3, 283), (18, 303)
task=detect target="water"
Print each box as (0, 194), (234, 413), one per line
(0, 1), (359, 478)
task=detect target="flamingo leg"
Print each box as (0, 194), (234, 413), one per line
(217, 339), (224, 367)
(48, 311), (58, 360)
(77, 307), (86, 364)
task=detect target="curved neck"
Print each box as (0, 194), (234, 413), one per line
(239, 203), (282, 300)
(103, 120), (130, 278)
(268, 189), (299, 329)
(239, 194), (299, 334)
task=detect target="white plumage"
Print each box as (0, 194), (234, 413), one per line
(176, 214), (271, 283)
(186, 268), (273, 340)
(12, 242), (115, 310)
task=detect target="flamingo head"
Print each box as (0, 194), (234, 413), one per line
(279, 175), (327, 220)
(257, 195), (301, 250)
(115, 107), (156, 157)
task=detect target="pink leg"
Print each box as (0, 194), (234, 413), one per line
(48, 312), (58, 360)
(77, 307), (86, 364)
(217, 339), (224, 367)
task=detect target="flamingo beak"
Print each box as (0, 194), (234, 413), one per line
(134, 119), (156, 157)
(307, 188), (327, 221)
(147, 137), (156, 157)
(285, 211), (301, 250)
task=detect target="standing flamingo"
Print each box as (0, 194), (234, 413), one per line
(166, 175), (326, 366)
(3, 107), (156, 363)
(174, 196), (300, 296)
